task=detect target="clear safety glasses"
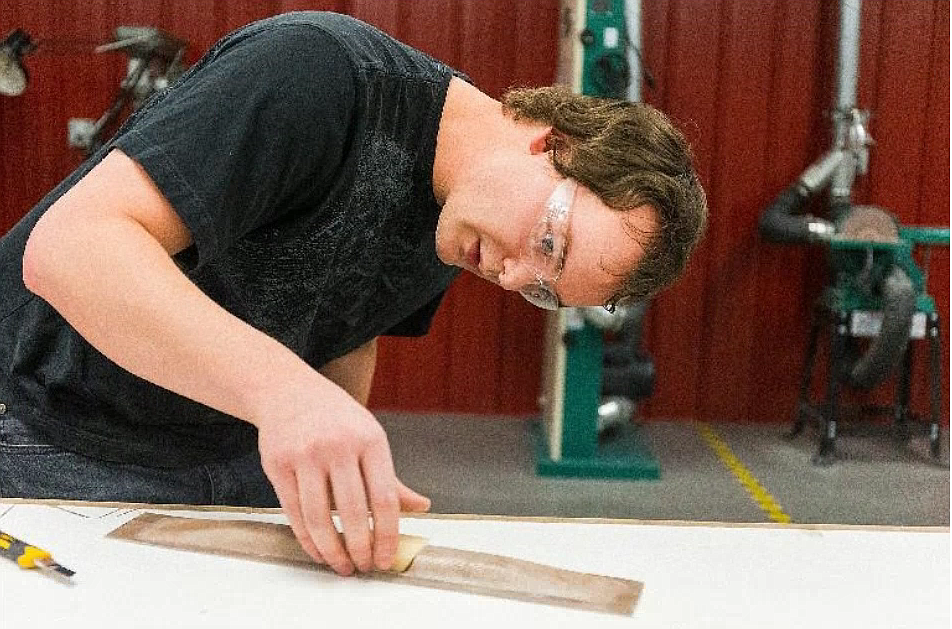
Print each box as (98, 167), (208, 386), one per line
(517, 179), (577, 310)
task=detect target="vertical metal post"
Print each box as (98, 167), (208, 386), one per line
(791, 307), (823, 438)
(835, 0), (862, 112)
(894, 344), (913, 437)
(624, 0), (642, 102)
(831, 0), (863, 203)
(817, 311), (849, 463)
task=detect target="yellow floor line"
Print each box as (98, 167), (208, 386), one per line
(697, 423), (792, 524)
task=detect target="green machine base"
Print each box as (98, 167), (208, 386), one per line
(534, 421), (660, 479)
(535, 315), (661, 480)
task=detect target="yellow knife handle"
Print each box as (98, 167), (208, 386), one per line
(0, 530), (53, 568)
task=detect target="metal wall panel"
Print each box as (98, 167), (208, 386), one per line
(1, 1), (947, 422)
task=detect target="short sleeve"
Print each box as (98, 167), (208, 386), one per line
(383, 289), (452, 337)
(111, 23), (358, 268)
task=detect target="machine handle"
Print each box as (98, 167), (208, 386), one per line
(898, 227), (950, 246)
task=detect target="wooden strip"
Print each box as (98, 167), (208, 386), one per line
(107, 513), (642, 616)
(398, 546), (642, 616)
(107, 513), (424, 572)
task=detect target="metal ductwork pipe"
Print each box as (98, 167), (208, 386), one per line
(759, 0), (865, 243)
(624, 0), (642, 102)
(831, 0), (865, 204)
(846, 266), (917, 388)
(835, 0), (861, 113)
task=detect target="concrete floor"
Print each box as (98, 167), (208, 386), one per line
(379, 413), (950, 526)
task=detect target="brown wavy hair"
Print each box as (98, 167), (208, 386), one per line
(502, 86), (707, 304)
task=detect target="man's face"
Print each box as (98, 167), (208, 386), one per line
(435, 171), (655, 309)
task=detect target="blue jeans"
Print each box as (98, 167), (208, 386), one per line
(0, 410), (278, 507)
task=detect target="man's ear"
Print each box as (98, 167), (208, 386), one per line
(528, 126), (556, 155)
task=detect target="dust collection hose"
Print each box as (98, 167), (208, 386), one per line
(759, 182), (916, 389)
(759, 183), (840, 243)
(759, 185), (814, 242)
(846, 265), (916, 389)
(759, 149), (846, 243)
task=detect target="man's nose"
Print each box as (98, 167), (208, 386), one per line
(497, 258), (537, 291)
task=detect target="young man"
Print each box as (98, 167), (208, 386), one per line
(0, 13), (706, 575)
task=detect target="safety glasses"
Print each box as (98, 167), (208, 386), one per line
(517, 179), (577, 310)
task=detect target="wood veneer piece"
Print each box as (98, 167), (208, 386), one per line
(108, 513), (642, 615)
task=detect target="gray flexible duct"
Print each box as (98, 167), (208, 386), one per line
(847, 266), (917, 389)
(759, 184), (839, 243)
(759, 186), (813, 243)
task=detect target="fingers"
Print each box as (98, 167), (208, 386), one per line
(329, 463), (373, 572)
(265, 465), (325, 567)
(397, 480), (431, 513)
(298, 467), (355, 575)
(259, 408), (414, 576)
(362, 443), (400, 571)
(267, 461), (364, 576)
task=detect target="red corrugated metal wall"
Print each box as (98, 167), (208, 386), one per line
(1, 1), (948, 423)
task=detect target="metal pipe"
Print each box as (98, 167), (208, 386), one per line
(831, 0), (863, 202)
(624, 0), (642, 102)
(799, 149), (847, 195)
(835, 0), (862, 111)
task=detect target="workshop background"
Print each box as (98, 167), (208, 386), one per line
(0, 0), (948, 428)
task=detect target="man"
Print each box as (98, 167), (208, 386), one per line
(0, 13), (706, 576)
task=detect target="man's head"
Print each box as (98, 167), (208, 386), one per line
(433, 81), (707, 309)
(501, 86), (707, 307)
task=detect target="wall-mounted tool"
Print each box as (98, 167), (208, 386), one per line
(0, 26), (186, 155)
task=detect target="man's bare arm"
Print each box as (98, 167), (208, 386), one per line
(22, 149), (427, 575)
(23, 149), (295, 423)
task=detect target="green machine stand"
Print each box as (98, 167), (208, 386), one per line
(536, 0), (660, 479)
(791, 224), (950, 464)
(536, 311), (660, 479)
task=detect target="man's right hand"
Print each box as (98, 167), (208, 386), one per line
(255, 376), (430, 576)
(22, 149), (430, 576)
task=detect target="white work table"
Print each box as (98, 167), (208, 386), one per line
(0, 499), (948, 628)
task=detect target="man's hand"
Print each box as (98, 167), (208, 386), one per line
(256, 377), (429, 576)
(24, 150), (429, 578)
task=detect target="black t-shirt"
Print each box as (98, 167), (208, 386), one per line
(0, 12), (464, 466)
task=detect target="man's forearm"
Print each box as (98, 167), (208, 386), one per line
(319, 339), (377, 406)
(21, 153), (333, 428)
(24, 213), (324, 426)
